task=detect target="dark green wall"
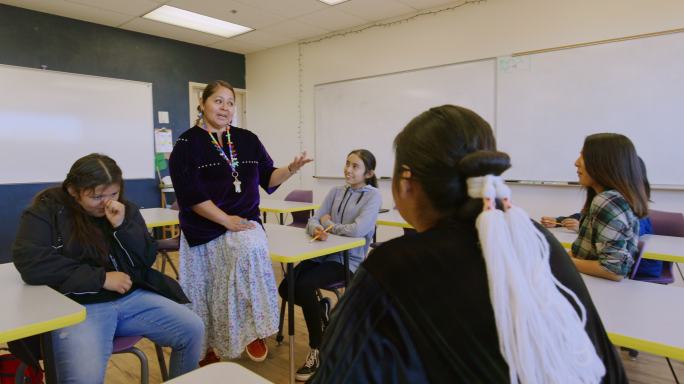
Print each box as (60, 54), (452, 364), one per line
(0, 4), (245, 262)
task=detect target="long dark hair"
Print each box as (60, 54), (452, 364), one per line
(348, 149), (378, 188)
(195, 80), (236, 126)
(33, 153), (125, 263)
(580, 133), (648, 218)
(393, 105), (510, 219)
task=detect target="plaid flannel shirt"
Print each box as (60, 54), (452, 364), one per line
(571, 189), (639, 276)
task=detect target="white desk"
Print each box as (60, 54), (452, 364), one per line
(547, 227), (578, 248)
(140, 207), (179, 228)
(165, 362), (271, 383)
(376, 209), (413, 229)
(583, 274), (684, 361)
(0, 263), (86, 383)
(264, 223), (364, 384)
(259, 198), (320, 225)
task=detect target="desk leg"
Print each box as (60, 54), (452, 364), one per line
(41, 332), (58, 384)
(279, 213), (284, 225)
(287, 262), (295, 384)
(344, 251), (350, 287)
(677, 263), (684, 282)
(263, 211), (267, 223)
(666, 357), (681, 384)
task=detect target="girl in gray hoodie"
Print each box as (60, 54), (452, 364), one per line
(278, 149), (382, 381)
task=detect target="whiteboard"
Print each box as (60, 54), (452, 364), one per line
(497, 32), (684, 186)
(314, 59), (496, 178)
(0, 64), (154, 184)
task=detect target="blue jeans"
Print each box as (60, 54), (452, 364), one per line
(50, 289), (204, 384)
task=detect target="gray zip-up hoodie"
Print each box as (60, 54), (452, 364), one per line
(306, 184), (382, 272)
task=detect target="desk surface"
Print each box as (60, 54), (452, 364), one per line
(376, 209), (413, 229)
(140, 207), (179, 228)
(583, 274), (684, 360)
(264, 223), (365, 263)
(641, 234), (684, 263)
(259, 198), (320, 213)
(0, 263), (86, 344)
(165, 362), (271, 383)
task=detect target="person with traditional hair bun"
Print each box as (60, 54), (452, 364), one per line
(310, 105), (626, 383)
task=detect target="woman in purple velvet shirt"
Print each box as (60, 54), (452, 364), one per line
(169, 80), (311, 364)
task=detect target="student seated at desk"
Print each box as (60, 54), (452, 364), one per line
(311, 106), (626, 383)
(542, 155), (660, 278)
(278, 149), (381, 381)
(12, 154), (204, 383)
(569, 134), (649, 281)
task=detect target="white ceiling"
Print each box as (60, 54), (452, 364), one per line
(1, 0), (462, 54)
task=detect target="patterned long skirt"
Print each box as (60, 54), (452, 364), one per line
(179, 223), (279, 359)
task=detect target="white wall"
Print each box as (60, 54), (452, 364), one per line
(247, 0), (684, 224)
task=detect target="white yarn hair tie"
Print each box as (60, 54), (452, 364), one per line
(466, 176), (605, 384)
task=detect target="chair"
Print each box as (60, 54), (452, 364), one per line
(649, 209), (684, 237)
(284, 190), (314, 228)
(157, 201), (180, 280)
(630, 240), (674, 284)
(14, 336), (158, 384)
(648, 209), (684, 280)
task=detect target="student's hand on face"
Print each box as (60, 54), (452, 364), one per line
(104, 271), (132, 294)
(313, 227), (329, 241)
(288, 151), (314, 173)
(105, 200), (126, 228)
(224, 215), (256, 232)
(540, 216), (557, 228)
(561, 218), (580, 232)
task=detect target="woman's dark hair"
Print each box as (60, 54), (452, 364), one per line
(393, 105), (510, 218)
(348, 149), (378, 188)
(580, 133), (648, 218)
(638, 156), (651, 201)
(33, 153), (125, 264)
(195, 80), (236, 126)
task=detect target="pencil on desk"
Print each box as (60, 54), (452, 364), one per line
(310, 224), (334, 242)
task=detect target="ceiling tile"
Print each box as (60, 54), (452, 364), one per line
(167, 0), (284, 29)
(120, 18), (224, 46)
(234, 0), (327, 19)
(64, 0), (162, 17)
(294, 7), (366, 31)
(259, 19), (330, 41)
(336, 0), (415, 21)
(395, 0), (458, 10)
(1, 0), (134, 26)
(231, 30), (295, 48)
(208, 37), (265, 54)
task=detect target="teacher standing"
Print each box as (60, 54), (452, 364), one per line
(169, 80), (312, 364)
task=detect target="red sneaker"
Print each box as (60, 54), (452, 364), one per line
(245, 339), (268, 362)
(199, 349), (220, 367)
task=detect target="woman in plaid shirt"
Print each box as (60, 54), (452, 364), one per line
(570, 133), (649, 281)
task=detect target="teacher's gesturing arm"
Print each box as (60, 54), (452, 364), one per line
(268, 151), (313, 188)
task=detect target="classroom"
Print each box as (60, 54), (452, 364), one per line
(2, 0), (684, 383)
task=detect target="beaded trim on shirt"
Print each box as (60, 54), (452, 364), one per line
(197, 160), (258, 169)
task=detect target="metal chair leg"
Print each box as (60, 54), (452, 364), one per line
(155, 344), (169, 382)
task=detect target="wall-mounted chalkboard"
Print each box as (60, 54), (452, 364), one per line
(0, 64), (154, 184)
(315, 30), (684, 187)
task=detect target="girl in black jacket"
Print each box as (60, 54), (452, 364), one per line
(12, 153), (204, 383)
